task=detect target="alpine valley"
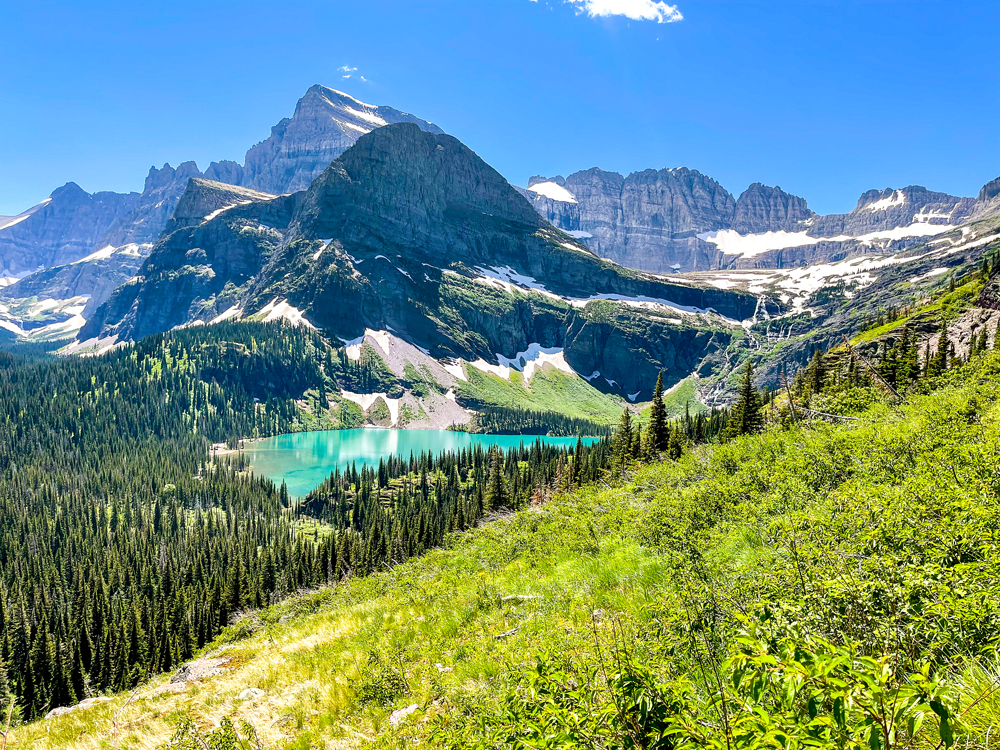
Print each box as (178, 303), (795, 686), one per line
(5, 76), (1000, 750)
(4, 84), (1000, 417)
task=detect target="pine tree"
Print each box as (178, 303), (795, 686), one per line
(648, 371), (668, 452)
(807, 349), (826, 395)
(928, 324), (951, 376)
(722, 361), (763, 440)
(612, 408), (634, 471)
(485, 448), (509, 510)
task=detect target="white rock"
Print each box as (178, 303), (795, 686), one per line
(236, 687), (265, 701)
(389, 703), (419, 726)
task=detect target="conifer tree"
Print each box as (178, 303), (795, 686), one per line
(722, 360), (763, 440)
(648, 371), (668, 452)
(807, 349), (826, 395)
(612, 408), (634, 471)
(485, 448), (509, 510)
(928, 324), (951, 376)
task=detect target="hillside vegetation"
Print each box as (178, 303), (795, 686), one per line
(14, 341), (1000, 748)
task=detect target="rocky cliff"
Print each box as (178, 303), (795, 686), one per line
(241, 85), (443, 195)
(82, 124), (760, 397)
(523, 171), (981, 273)
(731, 183), (815, 234)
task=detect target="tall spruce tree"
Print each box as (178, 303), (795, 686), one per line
(649, 371), (668, 452)
(722, 360), (764, 440)
(485, 448), (509, 510)
(613, 408), (634, 471)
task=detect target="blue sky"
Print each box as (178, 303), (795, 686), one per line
(2, 0), (999, 217)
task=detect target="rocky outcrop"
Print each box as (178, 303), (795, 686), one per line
(240, 85), (444, 195)
(0, 244), (148, 317)
(84, 124), (757, 396)
(523, 168), (736, 272)
(563, 306), (733, 392)
(807, 186), (974, 237)
(978, 270), (1000, 311)
(732, 183), (815, 234)
(979, 176), (1000, 203)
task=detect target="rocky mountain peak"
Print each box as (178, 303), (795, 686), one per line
(528, 175), (566, 188)
(241, 86), (444, 196)
(732, 183), (814, 234)
(49, 182), (90, 202)
(979, 176), (1000, 203)
(300, 123), (543, 249)
(162, 178), (277, 235)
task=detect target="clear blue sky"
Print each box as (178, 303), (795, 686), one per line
(2, 0), (999, 217)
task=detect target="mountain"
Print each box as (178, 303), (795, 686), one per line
(81, 124), (759, 400)
(0, 183), (139, 280)
(240, 85), (445, 195)
(0, 86), (442, 317)
(523, 171), (979, 273)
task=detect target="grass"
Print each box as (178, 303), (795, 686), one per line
(457, 364), (628, 425)
(15, 352), (1000, 749)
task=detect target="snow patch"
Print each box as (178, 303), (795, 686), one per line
(442, 360), (467, 382)
(699, 220), (960, 260)
(254, 299), (315, 329)
(862, 191), (907, 212)
(527, 182), (578, 203)
(203, 200), (253, 223)
(565, 230), (593, 239)
(210, 305), (243, 324)
(0, 213), (32, 231)
(341, 391), (400, 426)
(342, 106), (388, 127)
(469, 344), (577, 382)
(72, 245), (117, 264)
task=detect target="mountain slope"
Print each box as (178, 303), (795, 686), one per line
(81, 124), (760, 399)
(15, 348), (1000, 749)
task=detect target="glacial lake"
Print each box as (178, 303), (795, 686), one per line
(240, 428), (598, 498)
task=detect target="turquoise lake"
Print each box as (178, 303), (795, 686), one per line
(240, 429), (597, 498)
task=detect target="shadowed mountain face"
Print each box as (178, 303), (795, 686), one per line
(82, 124), (759, 398)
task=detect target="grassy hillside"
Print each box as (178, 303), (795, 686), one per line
(457, 364), (630, 426)
(16, 349), (1000, 748)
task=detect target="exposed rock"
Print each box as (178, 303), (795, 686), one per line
(732, 183), (815, 234)
(389, 703), (419, 726)
(171, 657), (229, 683)
(525, 172), (975, 273)
(0, 243), (149, 317)
(0, 183), (139, 276)
(525, 167), (736, 272)
(979, 176), (1000, 203)
(241, 85), (444, 195)
(236, 687), (266, 701)
(978, 270), (1000, 310)
(44, 696), (112, 720)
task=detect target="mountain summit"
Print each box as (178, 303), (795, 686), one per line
(241, 85), (445, 195)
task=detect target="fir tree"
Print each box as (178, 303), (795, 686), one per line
(722, 361), (764, 440)
(485, 448), (510, 510)
(648, 371), (668, 452)
(612, 408), (634, 471)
